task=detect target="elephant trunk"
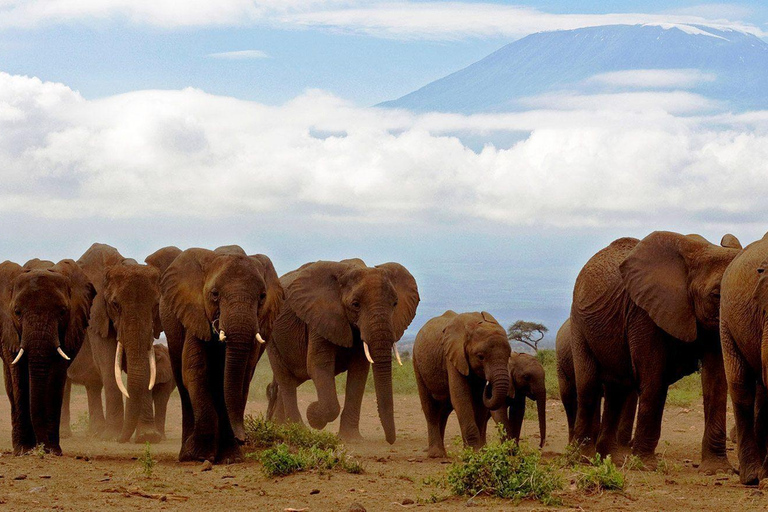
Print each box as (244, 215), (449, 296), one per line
(222, 309), (255, 444)
(367, 326), (396, 444)
(535, 388), (547, 448)
(483, 364), (511, 411)
(28, 350), (51, 447)
(119, 327), (154, 442)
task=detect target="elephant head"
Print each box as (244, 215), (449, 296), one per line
(619, 231), (741, 342)
(6, 259), (94, 451)
(509, 352), (547, 447)
(285, 259), (419, 444)
(443, 311), (512, 411)
(161, 246), (283, 443)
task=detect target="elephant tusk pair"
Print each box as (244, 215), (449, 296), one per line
(57, 347), (71, 361)
(393, 344), (402, 366)
(256, 332), (266, 344)
(363, 342), (374, 364)
(11, 348), (24, 365)
(149, 346), (157, 391)
(114, 342), (130, 399)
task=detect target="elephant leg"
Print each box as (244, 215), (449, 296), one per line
(164, 308), (193, 452)
(755, 383), (768, 476)
(722, 325), (760, 483)
(180, 337), (217, 462)
(60, 379), (72, 439)
(490, 406), (513, 442)
(278, 383), (301, 424)
(560, 375), (577, 443)
(266, 379), (279, 421)
(339, 347), (369, 441)
(152, 383), (173, 439)
(698, 344), (732, 475)
(447, 369), (483, 450)
(571, 326), (600, 455)
(617, 390), (637, 449)
(596, 384), (630, 459)
(416, 369), (448, 457)
(509, 395), (526, 443)
(473, 402), (490, 446)
(306, 334), (341, 430)
(43, 362), (69, 455)
(7, 362), (35, 454)
(85, 382), (105, 435)
(93, 337), (124, 440)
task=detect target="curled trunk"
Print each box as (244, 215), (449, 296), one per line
(483, 365), (511, 411)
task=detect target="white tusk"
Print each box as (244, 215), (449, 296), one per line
(256, 332), (266, 344)
(219, 329), (227, 342)
(57, 347), (71, 361)
(393, 344), (402, 366)
(114, 342), (129, 399)
(148, 347), (157, 391)
(11, 348), (24, 365)
(363, 342), (374, 364)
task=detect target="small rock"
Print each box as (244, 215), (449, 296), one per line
(402, 498), (414, 505)
(201, 460), (213, 472)
(83, 456), (90, 462)
(75, 455), (82, 460)
(310, 489), (320, 495)
(98, 477), (111, 482)
(39, 475), (51, 479)
(221, 475), (234, 479)
(160, 496), (167, 502)
(14, 474), (27, 481)
(348, 503), (366, 512)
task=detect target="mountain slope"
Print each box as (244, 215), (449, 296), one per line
(379, 24), (768, 113)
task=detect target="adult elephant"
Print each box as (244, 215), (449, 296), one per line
(0, 259), (94, 455)
(556, 317), (636, 446)
(66, 243), (178, 443)
(571, 232), (741, 472)
(491, 352), (546, 448)
(414, 311), (511, 457)
(159, 246), (283, 463)
(720, 233), (768, 484)
(267, 259), (419, 444)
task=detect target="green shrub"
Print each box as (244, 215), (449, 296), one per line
(574, 454), (624, 493)
(445, 439), (562, 505)
(259, 444), (363, 477)
(244, 414), (339, 450)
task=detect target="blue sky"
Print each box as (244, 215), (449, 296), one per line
(1, 1), (768, 336)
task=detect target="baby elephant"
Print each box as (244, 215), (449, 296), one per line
(489, 352), (547, 447)
(414, 311), (511, 457)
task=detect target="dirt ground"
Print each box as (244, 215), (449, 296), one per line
(0, 389), (765, 511)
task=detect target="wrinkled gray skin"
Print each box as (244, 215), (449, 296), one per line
(490, 352), (546, 448)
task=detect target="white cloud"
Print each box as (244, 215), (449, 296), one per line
(0, 1), (763, 39)
(586, 69), (717, 89)
(207, 50), (270, 60)
(2, 71), (768, 228)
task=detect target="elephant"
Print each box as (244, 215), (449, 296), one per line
(556, 317), (636, 447)
(413, 310), (511, 457)
(266, 259), (419, 444)
(720, 232), (768, 484)
(158, 245), (283, 463)
(0, 258), (95, 455)
(490, 352), (546, 448)
(61, 243), (179, 443)
(570, 231), (741, 472)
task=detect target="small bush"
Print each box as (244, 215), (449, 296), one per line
(244, 415), (339, 450)
(259, 444), (362, 477)
(667, 372), (702, 407)
(138, 442), (156, 478)
(445, 439), (562, 505)
(574, 454), (624, 493)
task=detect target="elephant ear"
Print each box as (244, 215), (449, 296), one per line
(249, 254), (285, 342)
(145, 246), (183, 276)
(161, 248), (214, 340)
(480, 311), (499, 325)
(0, 261), (23, 312)
(286, 261), (353, 348)
(620, 231), (698, 342)
(442, 313), (470, 376)
(152, 344), (174, 384)
(54, 259), (96, 354)
(376, 262), (420, 340)
(721, 234), (742, 249)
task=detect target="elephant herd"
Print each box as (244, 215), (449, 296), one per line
(3, 231), (768, 487)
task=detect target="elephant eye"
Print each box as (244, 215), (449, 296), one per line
(393, 299), (398, 307)
(351, 300), (361, 310)
(13, 308), (21, 317)
(112, 300), (121, 312)
(211, 289), (220, 302)
(59, 306), (68, 317)
(259, 292), (267, 302)
(477, 353), (485, 361)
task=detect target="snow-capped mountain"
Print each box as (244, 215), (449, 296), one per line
(379, 24), (768, 113)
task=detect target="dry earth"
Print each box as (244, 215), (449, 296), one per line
(0, 388), (765, 511)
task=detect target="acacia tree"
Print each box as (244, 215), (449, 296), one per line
(507, 320), (548, 353)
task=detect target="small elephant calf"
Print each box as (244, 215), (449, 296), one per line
(413, 310), (511, 457)
(489, 352), (547, 448)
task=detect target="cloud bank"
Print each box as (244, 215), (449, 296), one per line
(2, 71), (768, 229)
(0, 1), (763, 39)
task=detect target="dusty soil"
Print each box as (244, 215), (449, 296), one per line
(0, 390), (764, 511)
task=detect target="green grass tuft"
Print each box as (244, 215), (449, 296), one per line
(244, 414), (340, 450)
(258, 444), (363, 478)
(445, 439), (563, 505)
(574, 454), (625, 493)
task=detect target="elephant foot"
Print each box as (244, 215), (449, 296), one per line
(631, 451), (658, 471)
(338, 427), (364, 443)
(739, 461), (760, 485)
(98, 427), (122, 441)
(216, 443), (244, 465)
(427, 445), (447, 458)
(179, 435), (216, 463)
(44, 443), (63, 457)
(699, 456), (734, 476)
(13, 443), (37, 457)
(306, 402), (335, 431)
(135, 427), (163, 445)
